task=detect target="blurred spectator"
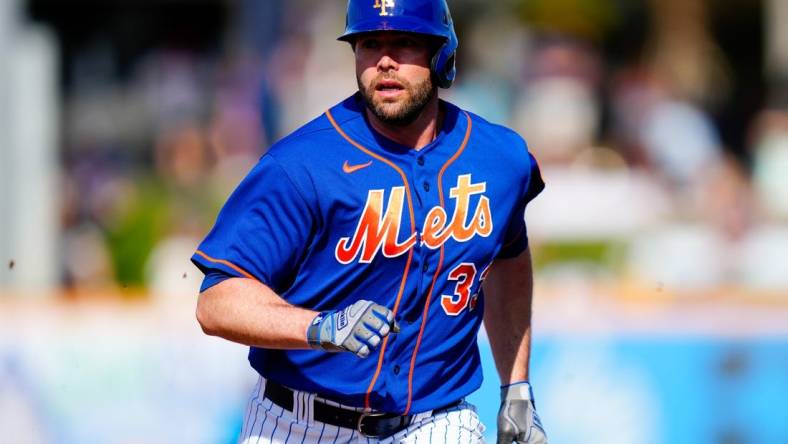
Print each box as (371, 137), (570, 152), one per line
(696, 154), (754, 241)
(61, 223), (115, 290)
(639, 97), (722, 188)
(512, 37), (602, 164)
(644, 0), (732, 108)
(445, 9), (526, 124)
(751, 109), (788, 220)
(135, 49), (212, 135)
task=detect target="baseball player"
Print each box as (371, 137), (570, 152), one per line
(192, 0), (547, 442)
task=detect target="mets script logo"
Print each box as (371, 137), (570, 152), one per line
(335, 174), (492, 264)
(374, 0), (395, 16)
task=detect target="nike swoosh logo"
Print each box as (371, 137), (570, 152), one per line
(343, 160), (373, 174)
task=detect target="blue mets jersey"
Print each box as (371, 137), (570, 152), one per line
(191, 93), (544, 415)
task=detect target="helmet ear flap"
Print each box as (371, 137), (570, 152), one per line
(431, 39), (457, 89)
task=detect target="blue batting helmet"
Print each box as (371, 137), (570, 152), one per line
(338, 0), (458, 89)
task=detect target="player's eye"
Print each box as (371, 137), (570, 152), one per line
(360, 38), (381, 50)
(396, 38), (417, 48)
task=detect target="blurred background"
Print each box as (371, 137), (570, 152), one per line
(1, 0), (788, 442)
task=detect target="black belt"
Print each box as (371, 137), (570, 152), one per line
(263, 379), (462, 438)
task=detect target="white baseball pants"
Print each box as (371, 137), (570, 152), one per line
(238, 376), (486, 443)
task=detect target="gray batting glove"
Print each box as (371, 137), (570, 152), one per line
(306, 300), (400, 358)
(497, 381), (548, 444)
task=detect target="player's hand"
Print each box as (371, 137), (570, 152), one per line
(497, 381), (547, 444)
(306, 300), (400, 358)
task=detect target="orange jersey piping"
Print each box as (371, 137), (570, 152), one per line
(194, 250), (257, 281)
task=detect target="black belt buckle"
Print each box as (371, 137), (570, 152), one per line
(356, 411), (408, 438)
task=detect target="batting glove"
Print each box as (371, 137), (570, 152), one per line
(306, 300), (399, 358)
(497, 381), (548, 444)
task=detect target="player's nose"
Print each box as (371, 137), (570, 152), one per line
(377, 54), (399, 72)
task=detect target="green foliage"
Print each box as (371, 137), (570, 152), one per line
(532, 239), (628, 272)
(514, 0), (619, 40)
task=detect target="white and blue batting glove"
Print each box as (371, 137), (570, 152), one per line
(497, 381), (548, 444)
(306, 300), (399, 358)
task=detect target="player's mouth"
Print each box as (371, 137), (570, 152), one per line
(375, 79), (405, 99)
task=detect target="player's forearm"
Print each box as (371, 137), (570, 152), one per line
(483, 248), (534, 384)
(196, 277), (316, 349)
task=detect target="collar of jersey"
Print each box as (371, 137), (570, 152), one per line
(333, 93), (462, 158)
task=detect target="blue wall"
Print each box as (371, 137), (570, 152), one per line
(468, 337), (788, 444)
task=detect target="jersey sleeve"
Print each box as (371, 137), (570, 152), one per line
(191, 153), (318, 293)
(199, 269), (235, 292)
(497, 152), (545, 259)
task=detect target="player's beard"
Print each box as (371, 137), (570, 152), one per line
(358, 73), (436, 126)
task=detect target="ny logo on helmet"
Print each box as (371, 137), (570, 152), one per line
(374, 0), (395, 16)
